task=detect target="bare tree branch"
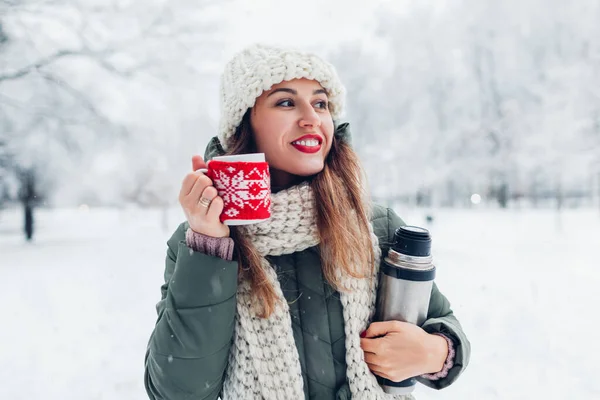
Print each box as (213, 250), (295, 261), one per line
(0, 49), (81, 82)
(37, 70), (112, 125)
(40, 71), (130, 140)
(0, 47), (153, 83)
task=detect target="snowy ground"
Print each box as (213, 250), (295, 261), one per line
(1, 204), (599, 400)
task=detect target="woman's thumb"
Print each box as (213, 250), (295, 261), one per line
(192, 155), (206, 171)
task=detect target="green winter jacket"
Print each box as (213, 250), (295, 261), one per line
(144, 132), (471, 399)
(144, 205), (470, 400)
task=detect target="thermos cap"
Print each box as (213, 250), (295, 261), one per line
(393, 226), (431, 257)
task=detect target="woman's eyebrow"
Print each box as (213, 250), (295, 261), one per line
(267, 88), (328, 97)
(267, 88), (296, 97)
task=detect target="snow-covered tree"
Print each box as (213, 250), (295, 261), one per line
(0, 0), (230, 208)
(330, 0), (600, 208)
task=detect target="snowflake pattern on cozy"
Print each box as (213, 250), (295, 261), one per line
(209, 161), (271, 222)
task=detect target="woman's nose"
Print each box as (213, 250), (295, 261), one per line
(299, 104), (321, 128)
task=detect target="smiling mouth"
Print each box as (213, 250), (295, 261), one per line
(291, 139), (321, 147)
(291, 140), (322, 154)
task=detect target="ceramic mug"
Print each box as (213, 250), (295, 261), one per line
(199, 153), (271, 225)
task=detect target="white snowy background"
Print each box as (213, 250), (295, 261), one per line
(1, 0), (600, 399)
(1, 205), (598, 399)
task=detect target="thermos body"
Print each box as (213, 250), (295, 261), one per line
(375, 226), (436, 395)
(376, 252), (435, 326)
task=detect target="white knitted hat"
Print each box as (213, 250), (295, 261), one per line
(218, 44), (346, 150)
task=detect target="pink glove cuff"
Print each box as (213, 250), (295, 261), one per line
(420, 333), (455, 380)
(185, 228), (235, 261)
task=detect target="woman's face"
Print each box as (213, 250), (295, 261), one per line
(250, 78), (334, 187)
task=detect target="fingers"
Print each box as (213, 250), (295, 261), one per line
(180, 172), (198, 198)
(360, 323), (400, 354)
(363, 352), (384, 368)
(186, 172), (213, 199)
(360, 337), (379, 354)
(192, 155), (206, 171)
(180, 170), (211, 198)
(179, 158), (229, 238)
(363, 321), (404, 339)
(363, 343), (399, 382)
(198, 186), (218, 214)
(206, 195), (225, 221)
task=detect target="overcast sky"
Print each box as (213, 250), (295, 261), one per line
(221, 0), (411, 56)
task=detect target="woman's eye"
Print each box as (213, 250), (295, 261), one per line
(277, 99), (294, 107)
(315, 101), (329, 109)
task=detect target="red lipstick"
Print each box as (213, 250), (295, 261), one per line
(291, 134), (322, 154)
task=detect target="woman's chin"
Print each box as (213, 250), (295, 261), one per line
(290, 166), (324, 177)
(289, 158), (325, 175)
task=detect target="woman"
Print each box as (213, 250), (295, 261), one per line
(144, 44), (470, 400)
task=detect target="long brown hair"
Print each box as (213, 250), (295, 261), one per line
(226, 110), (375, 318)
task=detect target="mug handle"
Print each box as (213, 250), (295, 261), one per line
(198, 168), (213, 180)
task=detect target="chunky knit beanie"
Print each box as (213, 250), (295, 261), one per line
(218, 44), (346, 150)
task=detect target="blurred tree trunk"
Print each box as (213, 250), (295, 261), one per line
(19, 169), (37, 241)
(497, 182), (509, 208)
(555, 177), (563, 212)
(24, 203), (33, 240)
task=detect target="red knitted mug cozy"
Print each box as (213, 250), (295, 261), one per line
(205, 160), (271, 224)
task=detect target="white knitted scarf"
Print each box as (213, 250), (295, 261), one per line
(220, 182), (414, 400)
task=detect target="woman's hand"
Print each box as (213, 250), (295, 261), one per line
(360, 321), (448, 382)
(178, 155), (230, 238)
